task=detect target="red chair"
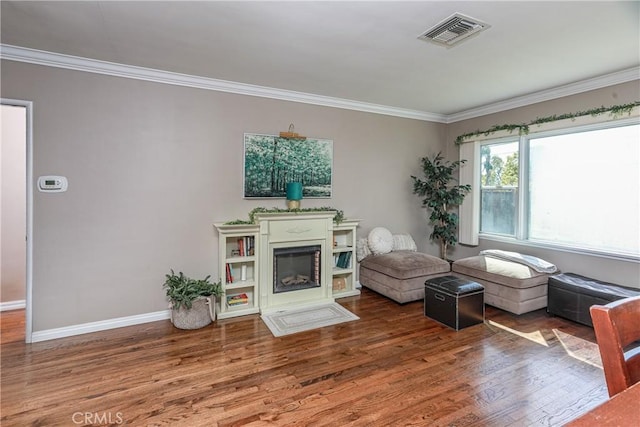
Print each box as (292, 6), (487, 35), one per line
(590, 295), (640, 397)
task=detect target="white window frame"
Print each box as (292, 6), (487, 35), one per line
(476, 135), (521, 239)
(460, 112), (640, 261)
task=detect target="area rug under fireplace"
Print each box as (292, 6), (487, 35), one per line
(261, 303), (359, 337)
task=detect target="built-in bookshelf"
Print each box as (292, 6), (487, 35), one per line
(214, 223), (260, 319)
(331, 219), (360, 298)
(215, 216), (359, 318)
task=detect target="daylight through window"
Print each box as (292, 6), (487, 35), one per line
(478, 119), (639, 258)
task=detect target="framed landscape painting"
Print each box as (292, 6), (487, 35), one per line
(243, 133), (333, 198)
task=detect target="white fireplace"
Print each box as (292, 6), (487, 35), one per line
(255, 211), (335, 313)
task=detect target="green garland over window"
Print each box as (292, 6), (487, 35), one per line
(455, 101), (640, 145)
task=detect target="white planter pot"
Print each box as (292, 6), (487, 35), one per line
(170, 296), (216, 330)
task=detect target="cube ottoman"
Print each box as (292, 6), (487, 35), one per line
(424, 275), (485, 330)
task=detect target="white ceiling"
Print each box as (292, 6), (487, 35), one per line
(1, 1), (639, 118)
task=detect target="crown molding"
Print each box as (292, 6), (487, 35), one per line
(2, 44), (637, 124)
(446, 67), (640, 123)
(0, 44), (446, 123)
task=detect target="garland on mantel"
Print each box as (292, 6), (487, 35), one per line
(224, 206), (345, 226)
(454, 101), (640, 145)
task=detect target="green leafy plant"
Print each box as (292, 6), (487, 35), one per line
(225, 206), (345, 225)
(163, 270), (222, 310)
(411, 152), (471, 259)
(455, 101), (639, 145)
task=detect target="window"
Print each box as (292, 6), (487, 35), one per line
(480, 140), (519, 236)
(478, 119), (639, 258)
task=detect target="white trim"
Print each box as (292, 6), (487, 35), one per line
(1, 98), (33, 343)
(30, 309), (171, 343)
(447, 68), (640, 123)
(0, 300), (26, 312)
(2, 44), (636, 123)
(0, 44), (444, 123)
(471, 116), (640, 260)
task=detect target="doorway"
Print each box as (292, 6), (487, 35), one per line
(1, 99), (33, 343)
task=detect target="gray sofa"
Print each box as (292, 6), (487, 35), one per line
(357, 228), (450, 304)
(360, 251), (450, 303)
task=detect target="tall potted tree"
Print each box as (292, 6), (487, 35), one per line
(411, 152), (471, 259)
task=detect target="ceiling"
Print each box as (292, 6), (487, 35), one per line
(1, 1), (639, 119)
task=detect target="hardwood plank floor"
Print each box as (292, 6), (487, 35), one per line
(1, 289), (609, 426)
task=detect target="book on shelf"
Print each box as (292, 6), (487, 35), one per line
(236, 236), (255, 257)
(226, 263), (234, 283)
(344, 251), (351, 268)
(336, 251), (351, 269)
(247, 236), (254, 256)
(226, 293), (249, 306)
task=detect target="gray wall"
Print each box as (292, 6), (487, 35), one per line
(445, 80), (640, 288)
(2, 59), (638, 333)
(1, 60), (445, 331)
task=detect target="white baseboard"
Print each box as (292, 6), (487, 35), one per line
(0, 300), (26, 311)
(31, 309), (171, 343)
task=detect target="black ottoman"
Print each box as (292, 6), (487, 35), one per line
(424, 275), (484, 330)
(547, 273), (640, 326)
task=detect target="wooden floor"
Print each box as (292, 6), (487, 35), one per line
(1, 289), (609, 426)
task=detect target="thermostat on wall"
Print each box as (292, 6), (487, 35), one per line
(38, 176), (68, 192)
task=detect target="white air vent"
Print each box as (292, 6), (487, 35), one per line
(418, 13), (490, 47)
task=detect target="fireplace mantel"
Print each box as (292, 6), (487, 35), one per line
(255, 211), (336, 313)
(215, 212), (359, 318)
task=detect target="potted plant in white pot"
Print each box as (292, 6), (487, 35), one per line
(163, 269), (223, 329)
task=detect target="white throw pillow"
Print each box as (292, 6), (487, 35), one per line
(368, 227), (394, 255)
(392, 234), (417, 252)
(356, 237), (372, 262)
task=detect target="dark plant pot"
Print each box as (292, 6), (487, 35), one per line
(171, 296), (216, 330)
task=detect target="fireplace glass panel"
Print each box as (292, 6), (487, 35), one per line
(273, 245), (321, 293)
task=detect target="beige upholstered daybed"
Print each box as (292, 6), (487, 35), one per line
(452, 250), (558, 315)
(357, 227), (450, 304)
